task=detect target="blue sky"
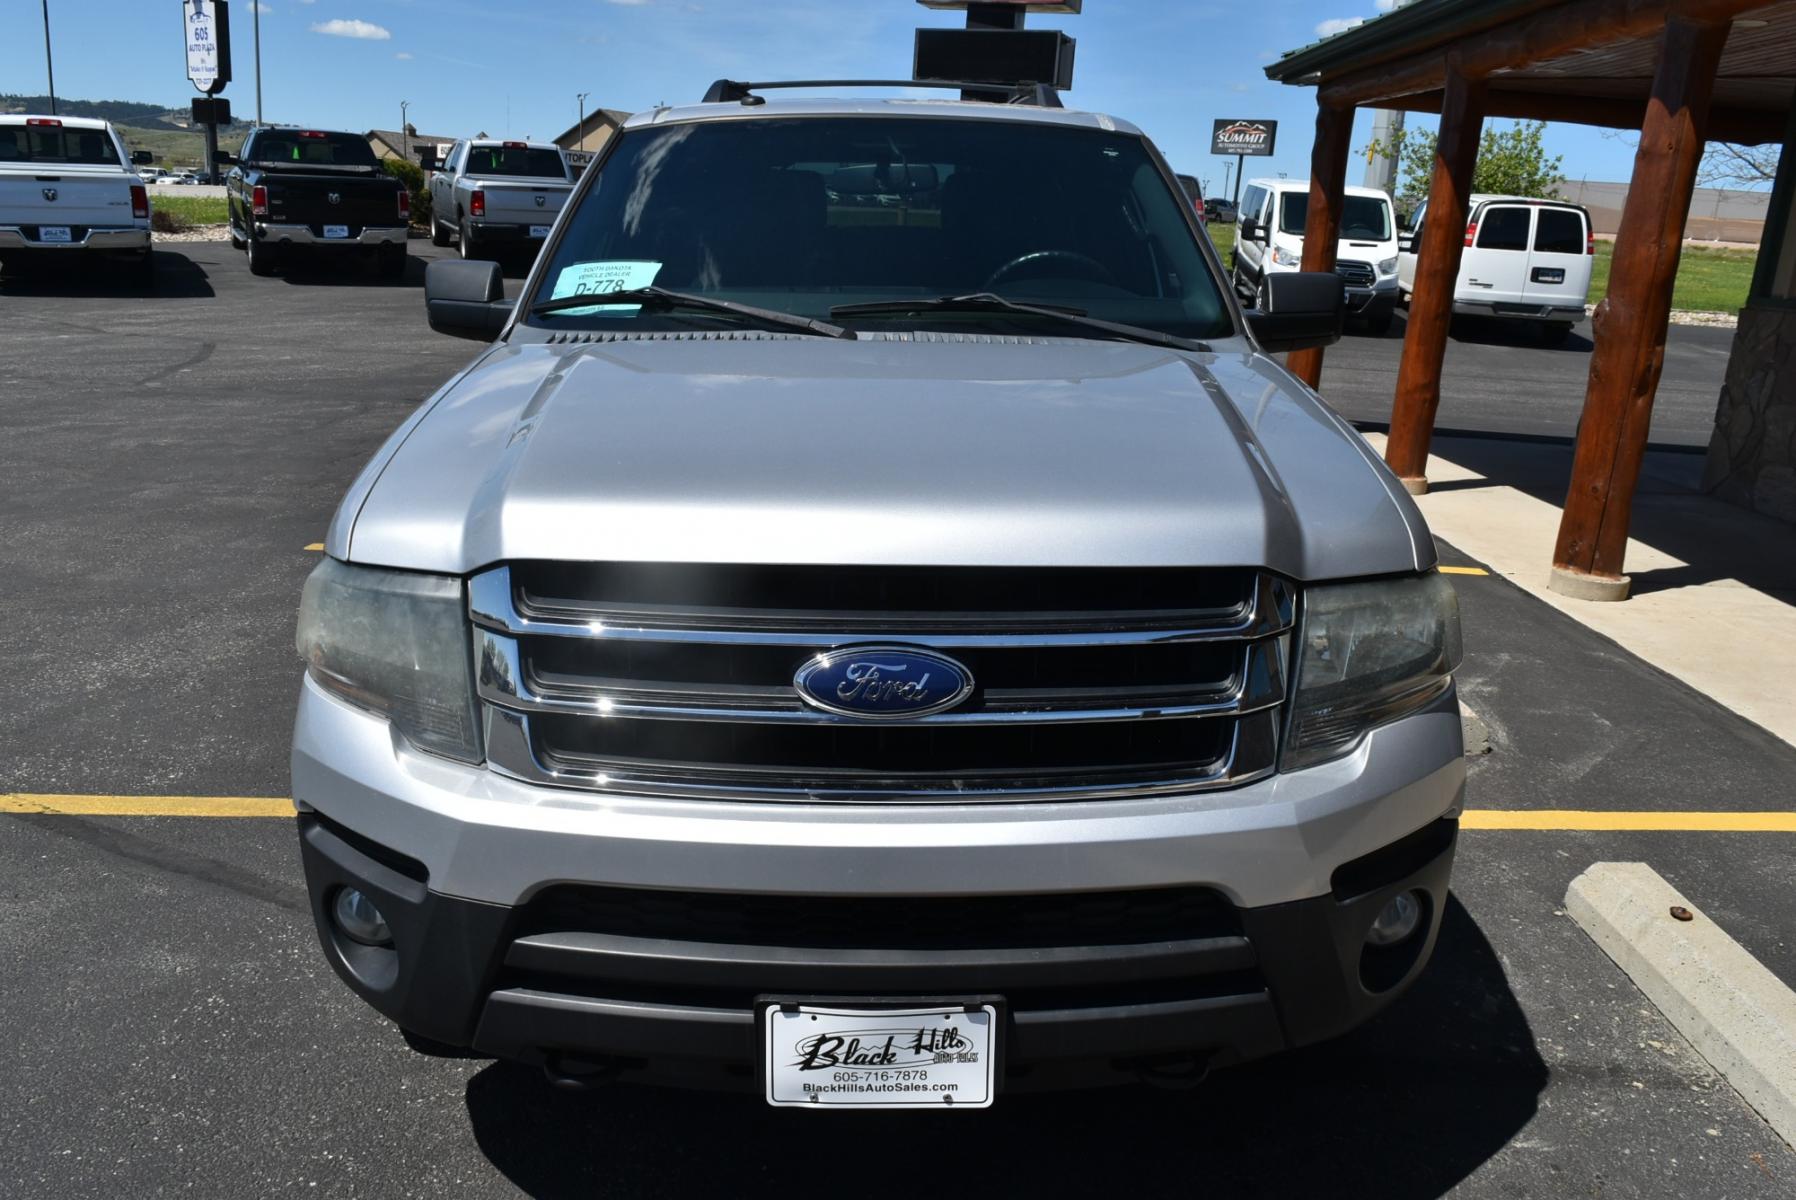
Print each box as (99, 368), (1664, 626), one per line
(9, 0), (1666, 192)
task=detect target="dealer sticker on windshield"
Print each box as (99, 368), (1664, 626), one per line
(546, 259), (662, 315)
(763, 1004), (997, 1109)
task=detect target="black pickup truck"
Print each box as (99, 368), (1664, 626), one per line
(225, 127), (410, 278)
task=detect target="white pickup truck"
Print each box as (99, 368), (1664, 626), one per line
(0, 115), (155, 280)
(426, 139), (573, 260)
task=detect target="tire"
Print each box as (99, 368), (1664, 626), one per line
(458, 220), (480, 260)
(431, 217), (451, 247)
(1365, 306), (1395, 337)
(135, 248), (156, 291)
(1540, 322), (1574, 347)
(246, 235), (278, 277)
(377, 244), (407, 280)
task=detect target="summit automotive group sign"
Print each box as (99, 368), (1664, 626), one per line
(1211, 119), (1277, 157)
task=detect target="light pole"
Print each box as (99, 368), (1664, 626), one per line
(41, 0), (57, 116)
(254, 0), (263, 124)
(576, 92), (589, 149)
(400, 100), (410, 161)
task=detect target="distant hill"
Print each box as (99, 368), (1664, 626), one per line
(3, 94), (256, 168)
(1, 94), (188, 128)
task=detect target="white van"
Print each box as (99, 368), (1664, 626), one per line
(1234, 178), (1399, 334)
(1397, 194), (1594, 344)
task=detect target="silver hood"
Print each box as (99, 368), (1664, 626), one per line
(332, 336), (1432, 579)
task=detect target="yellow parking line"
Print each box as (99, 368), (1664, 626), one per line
(5, 793), (1794, 831)
(304, 543), (324, 552)
(1462, 810), (1796, 832)
(1439, 566), (1490, 576)
(0, 794), (293, 818)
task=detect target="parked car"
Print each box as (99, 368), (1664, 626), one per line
(0, 114), (155, 280)
(1398, 194), (1595, 345)
(427, 139), (574, 259)
(1175, 172), (1207, 224)
(1205, 198), (1238, 223)
(295, 82), (1463, 1106)
(1234, 178), (1399, 335)
(225, 126), (410, 278)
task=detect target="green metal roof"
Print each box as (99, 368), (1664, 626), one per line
(1264, 0), (1561, 86)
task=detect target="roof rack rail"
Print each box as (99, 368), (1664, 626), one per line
(701, 79), (1063, 108)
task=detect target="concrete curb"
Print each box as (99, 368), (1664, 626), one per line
(1567, 862), (1796, 1149)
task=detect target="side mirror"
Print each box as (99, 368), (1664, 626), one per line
(131, 150), (154, 165)
(1245, 271), (1345, 354)
(216, 152), (238, 167)
(1398, 231), (1415, 253)
(425, 260), (513, 340)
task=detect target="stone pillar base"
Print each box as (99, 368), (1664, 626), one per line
(1399, 476), (1429, 496)
(1548, 565), (1632, 602)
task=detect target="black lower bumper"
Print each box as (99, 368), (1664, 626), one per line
(298, 812), (1457, 1093)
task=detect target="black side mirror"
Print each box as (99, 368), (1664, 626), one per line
(216, 152), (238, 167)
(1246, 271), (1345, 354)
(130, 150), (154, 165)
(425, 260), (514, 340)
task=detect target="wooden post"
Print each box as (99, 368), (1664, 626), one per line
(1384, 64), (1486, 493)
(1286, 100), (1355, 389)
(1549, 15), (1729, 601)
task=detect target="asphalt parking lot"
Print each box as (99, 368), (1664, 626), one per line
(3, 241), (1793, 1198)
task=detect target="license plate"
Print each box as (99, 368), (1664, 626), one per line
(763, 1003), (997, 1109)
(322, 224), (350, 240)
(1532, 267), (1565, 284)
(529, 224), (551, 238)
(39, 226), (72, 243)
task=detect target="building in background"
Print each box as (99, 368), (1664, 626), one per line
(366, 127), (460, 166)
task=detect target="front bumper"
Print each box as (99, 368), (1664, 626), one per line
(293, 677), (1465, 1090)
(1346, 278), (1399, 317)
(256, 222), (408, 247)
(1453, 299), (1587, 323)
(0, 225), (149, 251)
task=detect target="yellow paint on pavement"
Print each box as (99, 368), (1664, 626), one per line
(0, 794), (293, 818)
(304, 543), (324, 552)
(1439, 566), (1490, 576)
(5, 793), (1795, 832)
(1462, 809), (1796, 832)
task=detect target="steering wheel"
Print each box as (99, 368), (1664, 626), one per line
(982, 249), (1119, 292)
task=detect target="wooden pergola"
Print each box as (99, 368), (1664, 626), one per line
(1266, 0), (1796, 601)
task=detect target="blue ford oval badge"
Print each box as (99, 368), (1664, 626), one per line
(794, 646), (975, 720)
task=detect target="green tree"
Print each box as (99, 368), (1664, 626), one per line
(382, 155), (432, 228)
(1367, 119), (1565, 216)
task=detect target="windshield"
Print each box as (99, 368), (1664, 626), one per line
(0, 125), (120, 166)
(466, 145), (566, 179)
(1280, 193), (1392, 241)
(528, 116), (1231, 340)
(247, 131), (378, 169)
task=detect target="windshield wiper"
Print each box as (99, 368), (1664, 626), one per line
(531, 286), (854, 339)
(829, 293), (1208, 351)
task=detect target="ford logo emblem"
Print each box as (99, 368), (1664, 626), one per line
(794, 646), (974, 720)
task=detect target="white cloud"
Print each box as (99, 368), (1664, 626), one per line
(1375, 0), (1400, 10)
(310, 18), (391, 39)
(251, 2), (272, 12)
(394, 51), (413, 60)
(1314, 16), (1365, 36)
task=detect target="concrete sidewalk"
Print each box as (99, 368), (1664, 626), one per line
(1360, 431), (1796, 748)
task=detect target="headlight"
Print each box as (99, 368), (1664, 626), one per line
(1282, 574), (1462, 771)
(1271, 245), (1301, 267)
(296, 558), (482, 763)
(1377, 256), (1398, 275)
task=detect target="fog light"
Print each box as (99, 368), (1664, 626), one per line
(1367, 890), (1423, 946)
(332, 887), (393, 947)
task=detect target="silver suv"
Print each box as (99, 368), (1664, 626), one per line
(294, 86), (1464, 1106)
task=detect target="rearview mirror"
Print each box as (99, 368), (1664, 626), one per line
(130, 150), (154, 165)
(215, 152), (237, 167)
(1240, 217), (1263, 242)
(425, 260), (513, 340)
(1245, 271), (1345, 354)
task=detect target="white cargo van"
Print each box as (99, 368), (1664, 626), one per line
(1234, 178), (1399, 335)
(1396, 195), (1594, 344)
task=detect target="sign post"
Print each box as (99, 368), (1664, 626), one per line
(1211, 118), (1277, 207)
(183, 0), (233, 182)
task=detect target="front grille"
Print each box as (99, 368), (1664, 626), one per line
(473, 562), (1293, 802)
(518, 884), (1242, 948)
(1335, 259), (1375, 288)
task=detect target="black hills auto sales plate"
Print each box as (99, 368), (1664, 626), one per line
(762, 1003), (997, 1109)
